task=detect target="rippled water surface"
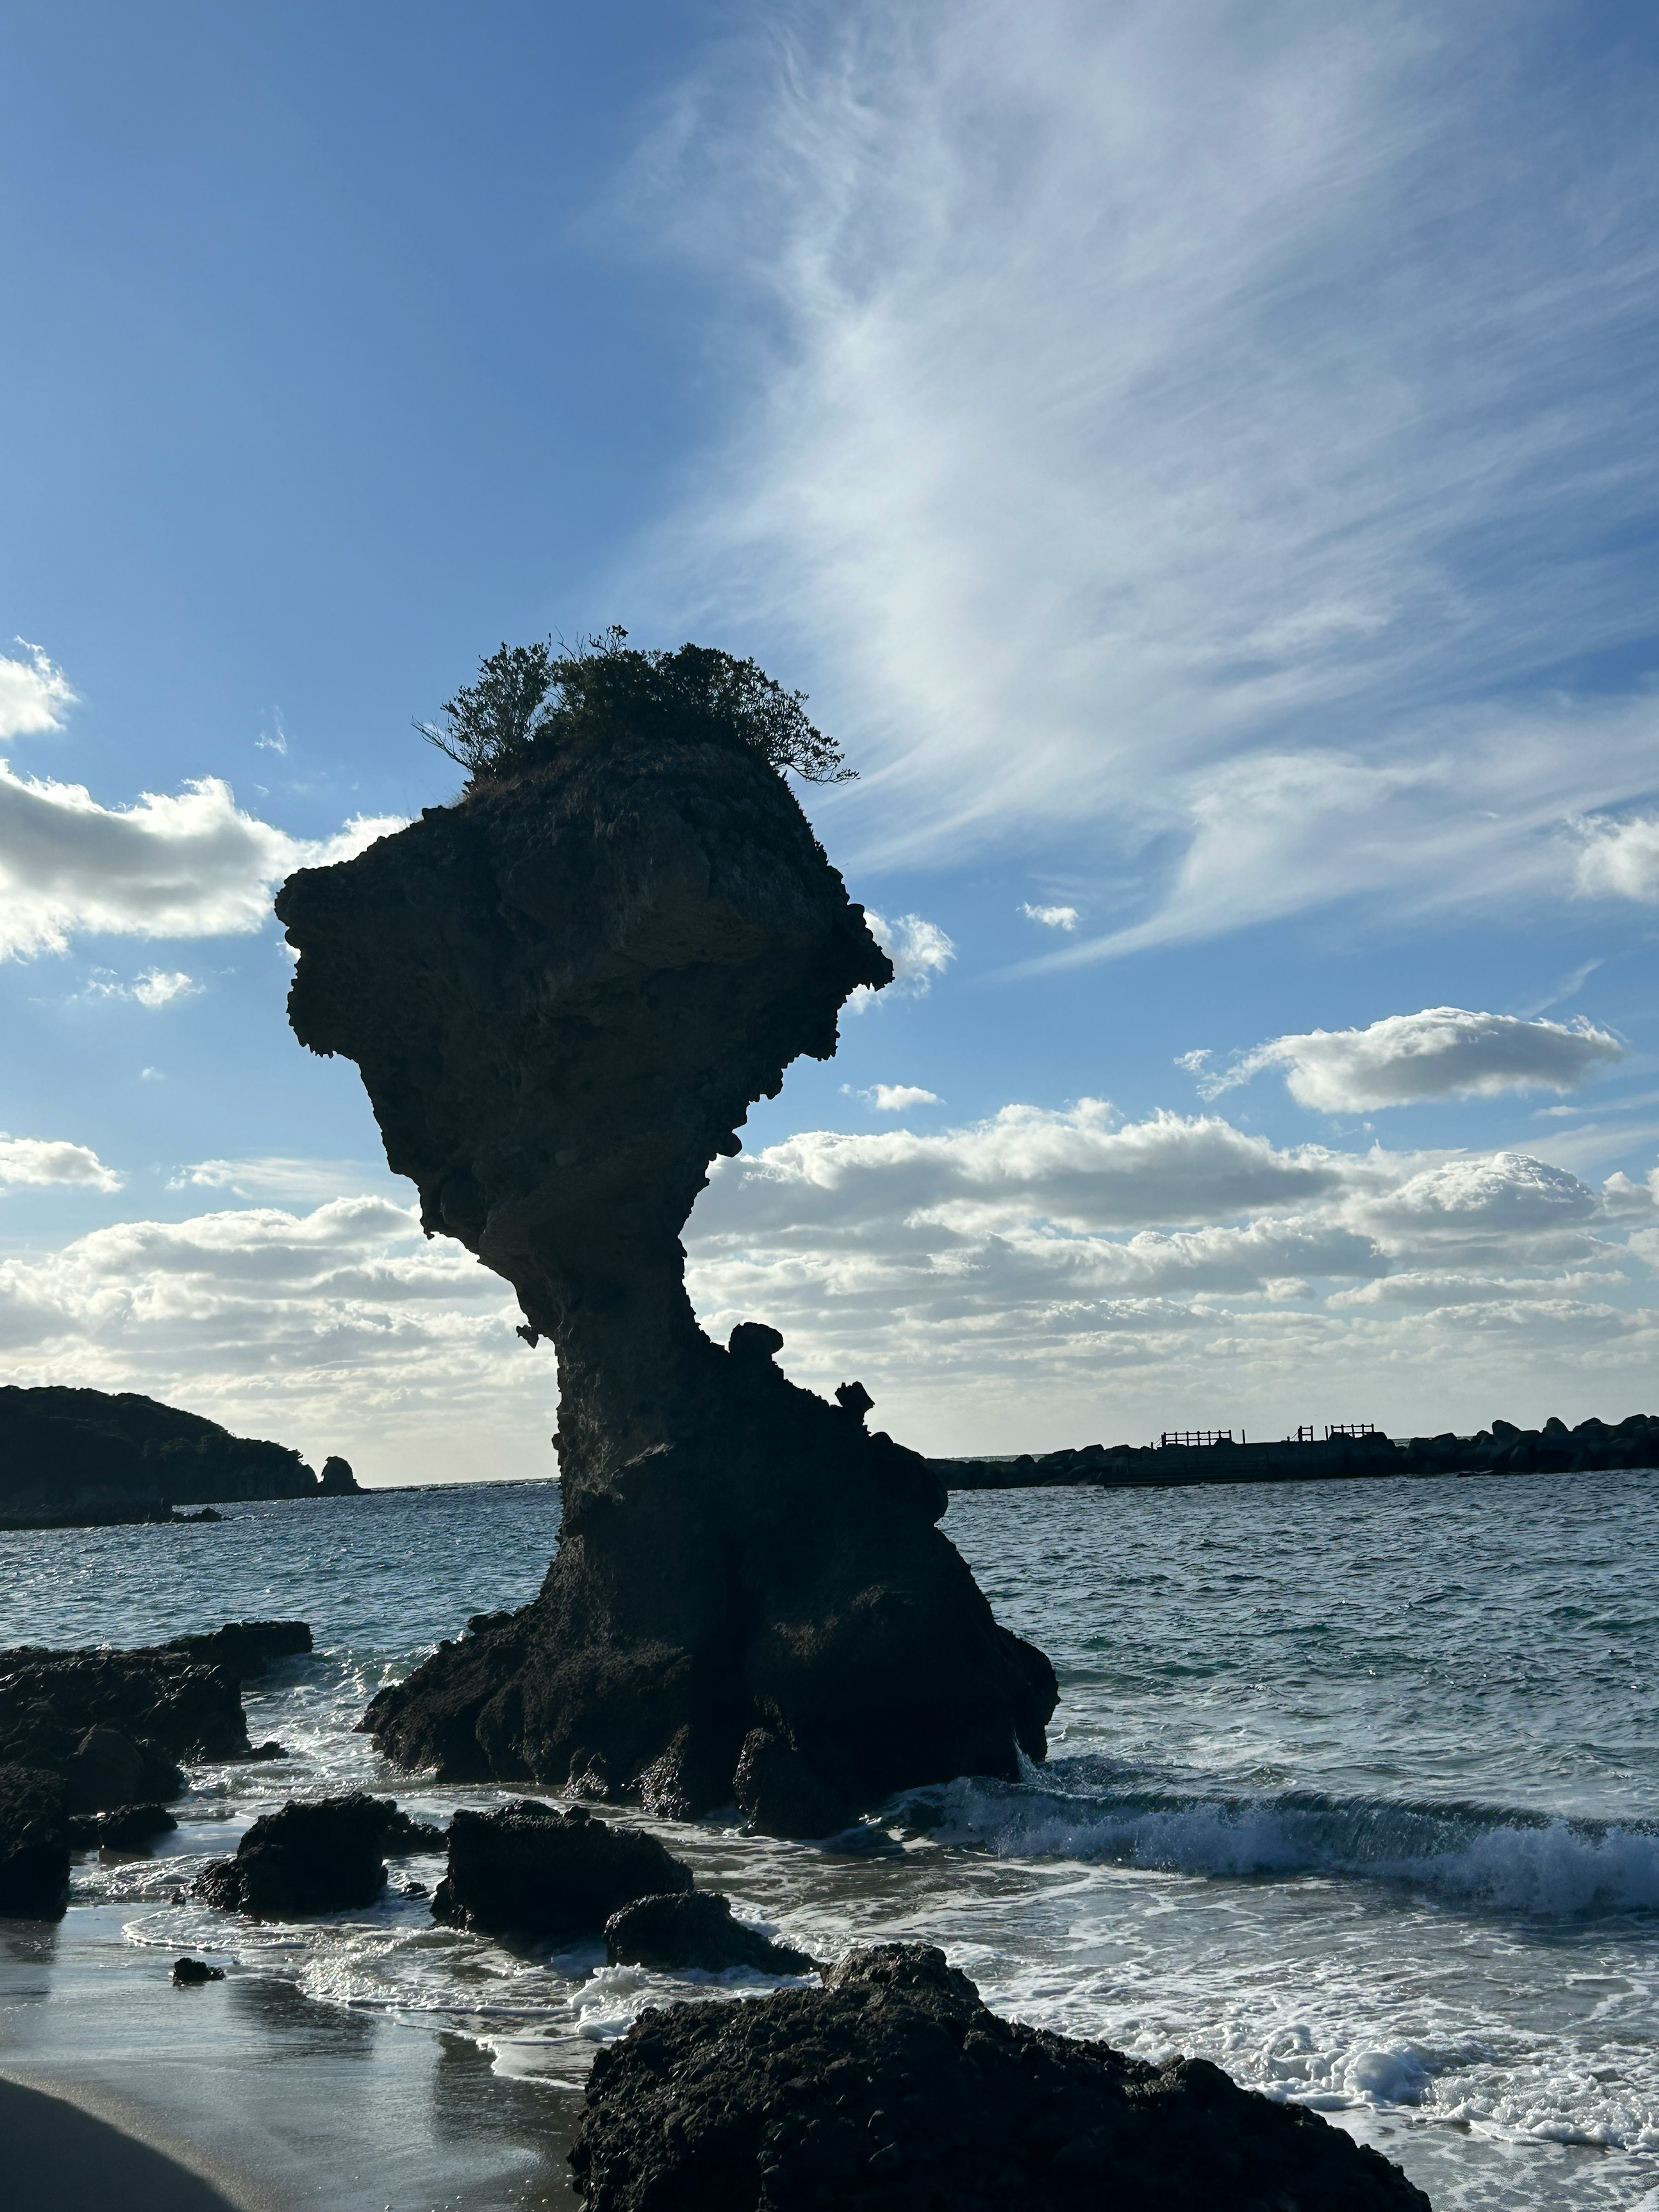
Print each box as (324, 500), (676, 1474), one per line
(4, 1470), (1659, 2211)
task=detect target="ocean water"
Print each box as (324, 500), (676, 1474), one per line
(3, 1471), (1659, 2210)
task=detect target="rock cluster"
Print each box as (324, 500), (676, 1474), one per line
(569, 1944), (1431, 2212)
(278, 712), (1055, 1822)
(0, 1621), (311, 1916)
(431, 1800), (691, 1942)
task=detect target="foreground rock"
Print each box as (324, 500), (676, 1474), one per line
(197, 1791), (442, 1917)
(280, 681), (1055, 1817)
(0, 1641), (255, 1808)
(0, 1765), (70, 1916)
(0, 1384), (354, 1525)
(432, 1801), (691, 1942)
(604, 1891), (814, 1976)
(570, 1944), (1430, 2212)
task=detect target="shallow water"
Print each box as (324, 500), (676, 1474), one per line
(3, 1472), (1659, 2209)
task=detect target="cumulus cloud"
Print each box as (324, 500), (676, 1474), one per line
(0, 1195), (556, 1484)
(0, 1134), (123, 1192)
(627, 2), (1659, 952)
(845, 1084), (940, 1112)
(0, 759), (403, 960)
(1573, 813), (1659, 902)
(1021, 903), (1079, 931)
(683, 1099), (1657, 1447)
(853, 910), (955, 1005)
(1199, 1007), (1627, 1112)
(0, 642), (75, 740)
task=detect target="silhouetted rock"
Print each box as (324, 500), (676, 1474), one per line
(196, 1791), (425, 1917)
(172, 1957), (224, 1985)
(319, 1455), (361, 1495)
(0, 1764), (70, 1917)
(278, 710), (1056, 1814)
(734, 1728), (847, 1840)
(569, 1943), (1432, 2212)
(430, 1801), (693, 1943)
(173, 1506), (225, 1523)
(160, 1621), (312, 1680)
(90, 1802), (178, 1852)
(0, 1642), (252, 1805)
(604, 1890), (815, 1975)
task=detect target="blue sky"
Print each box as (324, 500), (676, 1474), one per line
(6, 0), (1659, 1481)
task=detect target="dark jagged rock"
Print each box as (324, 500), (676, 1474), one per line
(0, 1642), (254, 1806)
(319, 1454), (362, 1495)
(0, 1385), (339, 1525)
(0, 1764), (71, 1916)
(278, 715), (1056, 1815)
(604, 1891), (815, 1976)
(172, 1956), (225, 1985)
(430, 1801), (693, 1943)
(734, 1728), (847, 1840)
(159, 1621), (313, 1680)
(381, 1806), (447, 1854)
(196, 1791), (425, 1917)
(569, 1943), (1431, 2212)
(87, 1802), (179, 1852)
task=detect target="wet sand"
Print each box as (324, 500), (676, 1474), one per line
(1, 2075), (247, 2211)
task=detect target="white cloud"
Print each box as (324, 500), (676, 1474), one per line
(1573, 813), (1659, 902)
(0, 1195), (556, 1485)
(169, 1157), (395, 1203)
(683, 1099), (1659, 1448)
(848, 1083), (941, 1112)
(1200, 1007), (1626, 1112)
(0, 757), (402, 960)
(626, 2), (1659, 950)
(853, 910), (955, 1005)
(1021, 903), (1079, 931)
(0, 1134), (123, 1192)
(0, 642), (75, 741)
(83, 967), (204, 1008)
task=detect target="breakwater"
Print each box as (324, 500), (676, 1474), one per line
(934, 1411), (1659, 1490)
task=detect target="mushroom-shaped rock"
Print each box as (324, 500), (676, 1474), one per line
(277, 690), (1056, 1813)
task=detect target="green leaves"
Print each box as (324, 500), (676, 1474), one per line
(416, 628), (855, 788)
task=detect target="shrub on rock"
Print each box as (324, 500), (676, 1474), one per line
(431, 1801), (692, 1942)
(569, 1942), (1431, 2212)
(604, 1891), (814, 1976)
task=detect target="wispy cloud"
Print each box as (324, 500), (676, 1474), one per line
(1021, 903), (1079, 931)
(626, 1), (1659, 955)
(1196, 1007), (1626, 1112)
(82, 967), (204, 1009)
(852, 909), (955, 1005)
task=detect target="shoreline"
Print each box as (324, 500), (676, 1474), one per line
(0, 2074), (252, 2211)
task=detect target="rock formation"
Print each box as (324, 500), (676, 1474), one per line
(604, 1890), (815, 1977)
(197, 1791), (441, 1917)
(276, 712), (1055, 1822)
(431, 1800), (692, 1942)
(569, 1944), (1432, 2212)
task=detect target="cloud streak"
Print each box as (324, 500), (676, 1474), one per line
(628, 0), (1659, 953)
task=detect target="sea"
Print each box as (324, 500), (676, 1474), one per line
(3, 1470), (1658, 2212)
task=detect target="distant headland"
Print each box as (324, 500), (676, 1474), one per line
(935, 1411), (1659, 1490)
(0, 1386), (360, 1531)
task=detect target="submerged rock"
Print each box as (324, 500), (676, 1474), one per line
(0, 1764), (70, 1917)
(196, 1791), (427, 1917)
(430, 1801), (692, 1942)
(604, 1890), (815, 1976)
(569, 1943), (1431, 2212)
(81, 1802), (179, 1852)
(278, 700), (1056, 1815)
(172, 1956), (225, 1985)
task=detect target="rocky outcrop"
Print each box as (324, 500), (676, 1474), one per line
(569, 1944), (1431, 2212)
(604, 1891), (815, 1976)
(278, 706), (1055, 1818)
(0, 1386), (355, 1525)
(431, 1800), (692, 1942)
(159, 1621), (313, 1679)
(197, 1791), (439, 1918)
(319, 1455), (361, 1495)
(0, 1643), (254, 1807)
(0, 1765), (71, 1916)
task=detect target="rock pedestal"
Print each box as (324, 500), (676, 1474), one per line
(276, 712), (1055, 1820)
